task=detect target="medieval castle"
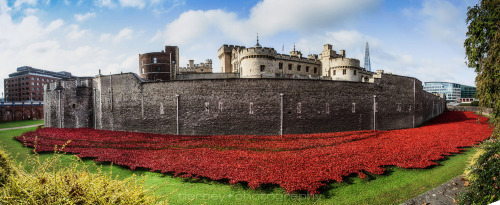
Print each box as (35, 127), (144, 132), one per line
(43, 41), (446, 135)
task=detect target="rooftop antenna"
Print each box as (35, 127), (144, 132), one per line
(364, 41), (371, 71)
(254, 33), (261, 47)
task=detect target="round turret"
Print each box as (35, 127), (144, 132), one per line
(329, 58), (363, 81)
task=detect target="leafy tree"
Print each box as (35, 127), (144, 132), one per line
(464, 0), (500, 132)
(463, 2), (500, 204)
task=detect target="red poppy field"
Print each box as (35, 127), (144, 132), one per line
(16, 111), (492, 194)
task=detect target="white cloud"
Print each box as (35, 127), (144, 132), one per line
(406, 0), (465, 46)
(156, 0), (380, 48)
(0, 0), (11, 14)
(0, 14), (64, 48)
(66, 24), (89, 40)
(100, 27), (134, 43)
(249, 0), (379, 35)
(118, 0), (146, 9)
(94, 0), (182, 10)
(75, 12), (96, 22)
(13, 0), (37, 9)
(22, 7), (37, 15)
(95, 0), (116, 8)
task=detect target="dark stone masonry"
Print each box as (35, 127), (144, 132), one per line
(43, 72), (445, 135)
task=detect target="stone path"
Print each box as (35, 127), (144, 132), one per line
(0, 124), (43, 132)
(401, 176), (466, 205)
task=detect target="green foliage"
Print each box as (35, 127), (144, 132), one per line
(461, 139), (500, 205)
(459, 101), (480, 106)
(0, 147), (18, 187)
(0, 144), (168, 204)
(463, 1), (500, 204)
(464, 0), (500, 132)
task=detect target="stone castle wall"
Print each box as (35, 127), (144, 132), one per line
(44, 73), (446, 135)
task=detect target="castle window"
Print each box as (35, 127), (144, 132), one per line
(279, 63), (283, 69)
(142, 68), (144, 74)
(343, 69), (346, 75)
(288, 64), (292, 70)
(297, 65), (301, 71)
(314, 67), (317, 73)
(260, 65), (265, 72)
(354, 70), (357, 75)
(153, 58), (157, 63)
(306, 66), (309, 72)
(333, 70), (336, 75)
(156, 66), (161, 72)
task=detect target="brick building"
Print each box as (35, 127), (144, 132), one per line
(4, 66), (73, 102)
(139, 46), (179, 81)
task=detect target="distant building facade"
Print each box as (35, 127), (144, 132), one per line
(178, 59), (213, 74)
(423, 82), (476, 103)
(460, 85), (477, 102)
(4, 66), (72, 102)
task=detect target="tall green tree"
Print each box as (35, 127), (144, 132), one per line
(465, 0), (500, 132)
(462, 2), (500, 204)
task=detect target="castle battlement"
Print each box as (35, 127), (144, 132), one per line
(219, 41), (368, 81)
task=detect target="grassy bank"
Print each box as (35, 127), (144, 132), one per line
(0, 120), (43, 129)
(0, 125), (477, 204)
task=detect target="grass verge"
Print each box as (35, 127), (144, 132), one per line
(0, 127), (477, 205)
(0, 120), (44, 129)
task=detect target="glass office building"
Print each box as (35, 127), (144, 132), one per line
(423, 82), (463, 103)
(460, 85), (477, 99)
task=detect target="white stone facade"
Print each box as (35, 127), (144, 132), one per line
(218, 43), (374, 82)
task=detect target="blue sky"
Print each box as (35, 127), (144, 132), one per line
(0, 0), (479, 94)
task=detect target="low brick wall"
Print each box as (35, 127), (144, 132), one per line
(447, 106), (492, 116)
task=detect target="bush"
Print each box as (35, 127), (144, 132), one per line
(0, 143), (168, 204)
(461, 139), (500, 205)
(459, 101), (480, 106)
(0, 148), (19, 187)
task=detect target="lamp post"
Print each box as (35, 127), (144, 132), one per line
(176, 94), (179, 135)
(373, 95), (377, 130)
(280, 93), (284, 136)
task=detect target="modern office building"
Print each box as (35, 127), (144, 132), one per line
(423, 82), (477, 103)
(4, 66), (73, 102)
(460, 85), (477, 102)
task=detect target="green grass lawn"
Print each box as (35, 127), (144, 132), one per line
(0, 120), (44, 129)
(0, 126), (477, 205)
